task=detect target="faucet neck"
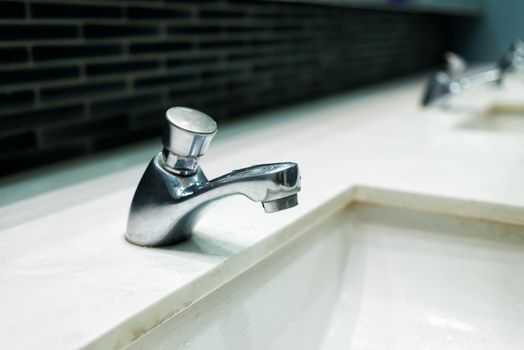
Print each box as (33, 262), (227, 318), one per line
(161, 148), (199, 176)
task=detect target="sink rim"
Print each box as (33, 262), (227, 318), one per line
(123, 189), (524, 349)
(100, 185), (524, 349)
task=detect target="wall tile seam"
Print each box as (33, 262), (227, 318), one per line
(0, 66), (179, 92)
(0, 54), (169, 70)
(0, 88), (167, 117)
(0, 36), (431, 71)
(0, 29), (343, 46)
(0, 16), (427, 27)
(0, 18), (196, 26)
(25, 0), (198, 11)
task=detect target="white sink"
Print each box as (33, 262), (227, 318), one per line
(124, 193), (524, 350)
(459, 103), (524, 133)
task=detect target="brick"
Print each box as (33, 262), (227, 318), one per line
(41, 114), (129, 145)
(201, 67), (246, 80)
(0, 47), (29, 65)
(84, 24), (159, 39)
(0, 66), (79, 85)
(40, 81), (127, 103)
(127, 6), (191, 20)
(91, 93), (162, 118)
(0, 1), (25, 19)
(198, 38), (249, 49)
(129, 41), (192, 54)
(33, 44), (123, 62)
(0, 25), (79, 41)
(0, 131), (37, 153)
(224, 24), (271, 33)
(166, 0), (219, 3)
(0, 90), (35, 111)
(130, 109), (165, 129)
(31, 3), (122, 19)
(226, 51), (270, 62)
(167, 56), (220, 68)
(0, 104), (83, 131)
(199, 9), (247, 19)
(252, 61), (291, 73)
(169, 83), (222, 101)
(86, 60), (160, 77)
(167, 25), (222, 35)
(134, 72), (195, 89)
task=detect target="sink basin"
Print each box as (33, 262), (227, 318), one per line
(125, 192), (524, 349)
(459, 103), (524, 133)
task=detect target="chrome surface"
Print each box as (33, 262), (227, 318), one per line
(162, 107), (217, 175)
(497, 39), (524, 84)
(422, 42), (524, 107)
(126, 107), (301, 247)
(444, 51), (467, 79)
(422, 53), (501, 107)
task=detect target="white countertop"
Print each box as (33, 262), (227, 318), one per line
(2, 74), (524, 350)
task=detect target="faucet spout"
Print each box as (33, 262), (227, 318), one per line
(204, 162), (300, 206)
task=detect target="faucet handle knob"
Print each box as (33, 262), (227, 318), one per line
(444, 51), (466, 79)
(162, 107), (217, 174)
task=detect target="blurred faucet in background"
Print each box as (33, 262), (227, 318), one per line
(421, 40), (524, 107)
(497, 39), (524, 85)
(421, 52), (500, 107)
(444, 51), (467, 80)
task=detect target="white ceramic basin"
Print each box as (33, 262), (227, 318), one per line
(459, 103), (524, 133)
(125, 201), (524, 350)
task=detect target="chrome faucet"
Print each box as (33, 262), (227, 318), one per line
(444, 51), (467, 80)
(421, 52), (501, 107)
(422, 42), (524, 107)
(126, 107), (301, 247)
(497, 39), (524, 85)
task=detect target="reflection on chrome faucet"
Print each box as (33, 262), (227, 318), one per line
(126, 107), (301, 247)
(497, 39), (524, 84)
(421, 40), (524, 107)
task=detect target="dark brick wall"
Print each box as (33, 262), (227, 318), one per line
(0, 0), (450, 177)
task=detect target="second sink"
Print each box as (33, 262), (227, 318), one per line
(459, 103), (524, 133)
